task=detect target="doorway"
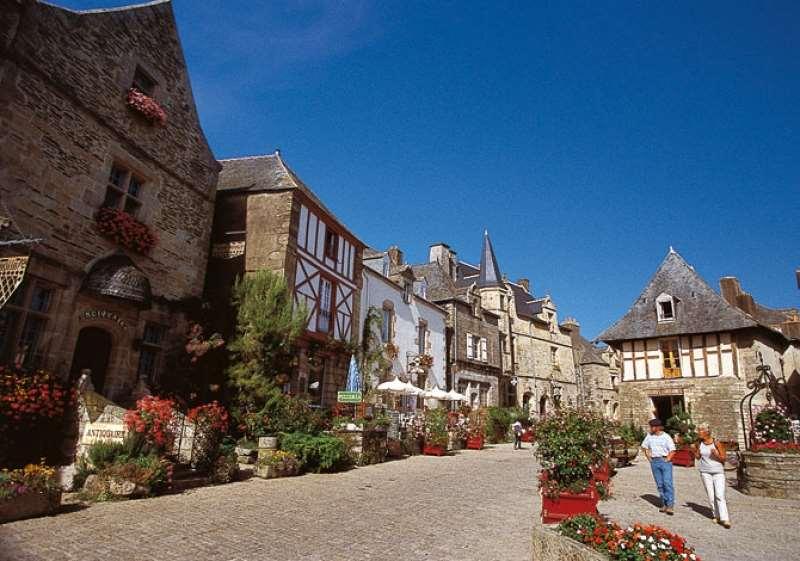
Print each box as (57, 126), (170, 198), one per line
(651, 395), (685, 422)
(70, 327), (112, 393)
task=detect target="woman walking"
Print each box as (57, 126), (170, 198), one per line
(693, 423), (731, 528)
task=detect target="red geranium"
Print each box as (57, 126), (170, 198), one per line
(0, 366), (77, 426)
(126, 88), (167, 126)
(95, 207), (158, 254)
(124, 396), (177, 451)
(187, 401), (229, 434)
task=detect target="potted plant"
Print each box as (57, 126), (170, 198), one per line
(0, 462), (62, 523)
(126, 87), (167, 126)
(466, 408), (486, 450)
(666, 407), (697, 467)
(256, 450), (300, 479)
(423, 409), (448, 456)
(535, 409), (609, 524)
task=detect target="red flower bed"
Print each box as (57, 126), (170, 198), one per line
(187, 401), (229, 434)
(124, 396), (177, 451)
(95, 207), (158, 254)
(752, 441), (800, 454)
(0, 367), (77, 425)
(559, 514), (702, 561)
(126, 88), (167, 126)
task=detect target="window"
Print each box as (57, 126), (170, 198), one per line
(551, 346), (560, 368)
(403, 282), (412, 304)
(131, 66), (156, 95)
(413, 278), (428, 299)
(480, 337), (487, 362)
(324, 230), (338, 261)
(137, 323), (167, 383)
(104, 163), (144, 217)
(418, 321), (427, 355)
(317, 277), (334, 333)
(467, 334), (486, 361)
(660, 339), (681, 378)
(499, 295), (505, 310)
(0, 281), (55, 369)
(656, 293), (676, 322)
(381, 302), (394, 343)
(500, 333), (507, 354)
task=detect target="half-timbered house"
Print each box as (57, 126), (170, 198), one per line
(207, 151), (364, 407)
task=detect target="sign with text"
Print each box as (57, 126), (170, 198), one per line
(337, 391), (363, 403)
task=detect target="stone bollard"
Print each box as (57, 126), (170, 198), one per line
(257, 436), (278, 461)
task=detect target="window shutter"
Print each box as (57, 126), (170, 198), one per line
(467, 333), (474, 359)
(480, 338), (487, 362)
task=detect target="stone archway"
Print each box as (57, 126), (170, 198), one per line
(70, 326), (113, 394)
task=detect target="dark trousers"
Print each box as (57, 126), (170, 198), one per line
(514, 433), (522, 449)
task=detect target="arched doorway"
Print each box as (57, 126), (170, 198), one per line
(539, 395), (548, 418)
(70, 327), (112, 393)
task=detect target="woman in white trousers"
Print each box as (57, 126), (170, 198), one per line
(693, 423), (730, 528)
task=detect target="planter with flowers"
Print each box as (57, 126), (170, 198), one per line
(535, 409), (610, 524)
(666, 407), (697, 467)
(417, 354), (434, 369)
(0, 462), (62, 523)
(540, 514), (703, 561)
(466, 408), (486, 450)
(740, 405), (800, 499)
(256, 450), (300, 479)
(126, 88), (167, 126)
(95, 207), (158, 254)
(423, 408), (448, 456)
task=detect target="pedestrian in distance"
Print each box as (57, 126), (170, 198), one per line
(641, 418), (676, 515)
(692, 422), (731, 529)
(512, 419), (523, 449)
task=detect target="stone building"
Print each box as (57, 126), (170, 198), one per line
(562, 318), (619, 419)
(361, 247), (447, 403)
(599, 249), (795, 445)
(410, 242), (504, 407)
(0, 0), (219, 403)
(206, 152), (365, 408)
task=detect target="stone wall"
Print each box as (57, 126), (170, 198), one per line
(739, 451), (800, 500)
(531, 525), (606, 561)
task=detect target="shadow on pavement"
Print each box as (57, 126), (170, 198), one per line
(685, 501), (714, 518)
(640, 493), (662, 508)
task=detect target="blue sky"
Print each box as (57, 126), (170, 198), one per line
(63, 0), (799, 338)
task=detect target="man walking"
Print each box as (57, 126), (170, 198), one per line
(641, 418), (676, 514)
(512, 419), (523, 450)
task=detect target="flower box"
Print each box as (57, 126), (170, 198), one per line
(0, 491), (60, 523)
(591, 461), (610, 483)
(466, 435), (484, 450)
(672, 447), (695, 467)
(423, 444), (446, 456)
(521, 430), (534, 443)
(541, 486), (599, 525)
(95, 207), (158, 254)
(126, 88), (167, 126)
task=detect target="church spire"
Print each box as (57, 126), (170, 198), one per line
(478, 229), (503, 287)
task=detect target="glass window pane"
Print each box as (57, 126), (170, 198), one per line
(109, 165), (126, 187)
(103, 188), (123, 209)
(18, 316), (46, 368)
(127, 175), (142, 198)
(124, 197), (141, 216)
(29, 286), (53, 314)
(137, 348), (157, 379)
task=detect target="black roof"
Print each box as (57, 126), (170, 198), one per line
(599, 250), (761, 342)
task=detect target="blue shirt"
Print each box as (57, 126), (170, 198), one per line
(641, 432), (676, 458)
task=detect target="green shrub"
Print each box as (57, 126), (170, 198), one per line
(87, 440), (128, 470)
(484, 407), (525, 443)
(279, 432), (351, 473)
(754, 407), (792, 443)
(618, 421), (646, 446)
(424, 408), (449, 447)
(666, 406), (697, 446)
(243, 394), (330, 439)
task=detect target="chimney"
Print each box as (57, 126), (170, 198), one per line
(517, 278), (531, 293)
(737, 293), (756, 316)
(429, 242), (457, 281)
(386, 246), (404, 267)
(719, 277), (742, 307)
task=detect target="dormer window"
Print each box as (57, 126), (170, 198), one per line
(656, 293), (676, 322)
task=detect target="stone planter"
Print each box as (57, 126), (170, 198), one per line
(466, 435), (484, 450)
(258, 436), (278, 450)
(739, 451), (800, 499)
(256, 464), (299, 479)
(0, 491), (61, 523)
(532, 524), (607, 561)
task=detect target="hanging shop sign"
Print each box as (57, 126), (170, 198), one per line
(79, 309), (129, 329)
(212, 241), (245, 259)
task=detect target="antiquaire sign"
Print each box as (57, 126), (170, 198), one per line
(337, 391), (362, 403)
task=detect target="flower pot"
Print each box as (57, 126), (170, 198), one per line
(521, 431), (534, 443)
(672, 447), (695, 467)
(0, 491), (60, 523)
(466, 435), (484, 450)
(423, 444), (446, 456)
(591, 461), (610, 483)
(541, 486), (599, 525)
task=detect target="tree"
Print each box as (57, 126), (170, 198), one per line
(356, 306), (389, 402)
(227, 271), (308, 411)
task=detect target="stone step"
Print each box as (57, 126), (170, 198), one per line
(167, 475), (209, 493)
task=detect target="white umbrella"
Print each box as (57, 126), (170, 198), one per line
(446, 389), (467, 401)
(403, 381), (424, 396)
(423, 386), (449, 400)
(377, 376), (410, 393)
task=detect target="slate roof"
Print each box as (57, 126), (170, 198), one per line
(455, 261), (479, 288)
(573, 334), (608, 366)
(410, 262), (460, 303)
(217, 152), (364, 246)
(599, 250), (760, 342)
(508, 282), (545, 319)
(478, 230), (504, 287)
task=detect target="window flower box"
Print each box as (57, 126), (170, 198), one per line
(126, 88), (167, 126)
(95, 207), (158, 254)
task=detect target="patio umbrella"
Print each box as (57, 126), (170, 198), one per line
(403, 381), (424, 396)
(424, 386), (450, 400)
(345, 355), (361, 392)
(445, 389), (467, 401)
(377, 376), (411, 393)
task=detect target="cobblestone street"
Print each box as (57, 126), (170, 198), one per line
(2, 445), (799, 561)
